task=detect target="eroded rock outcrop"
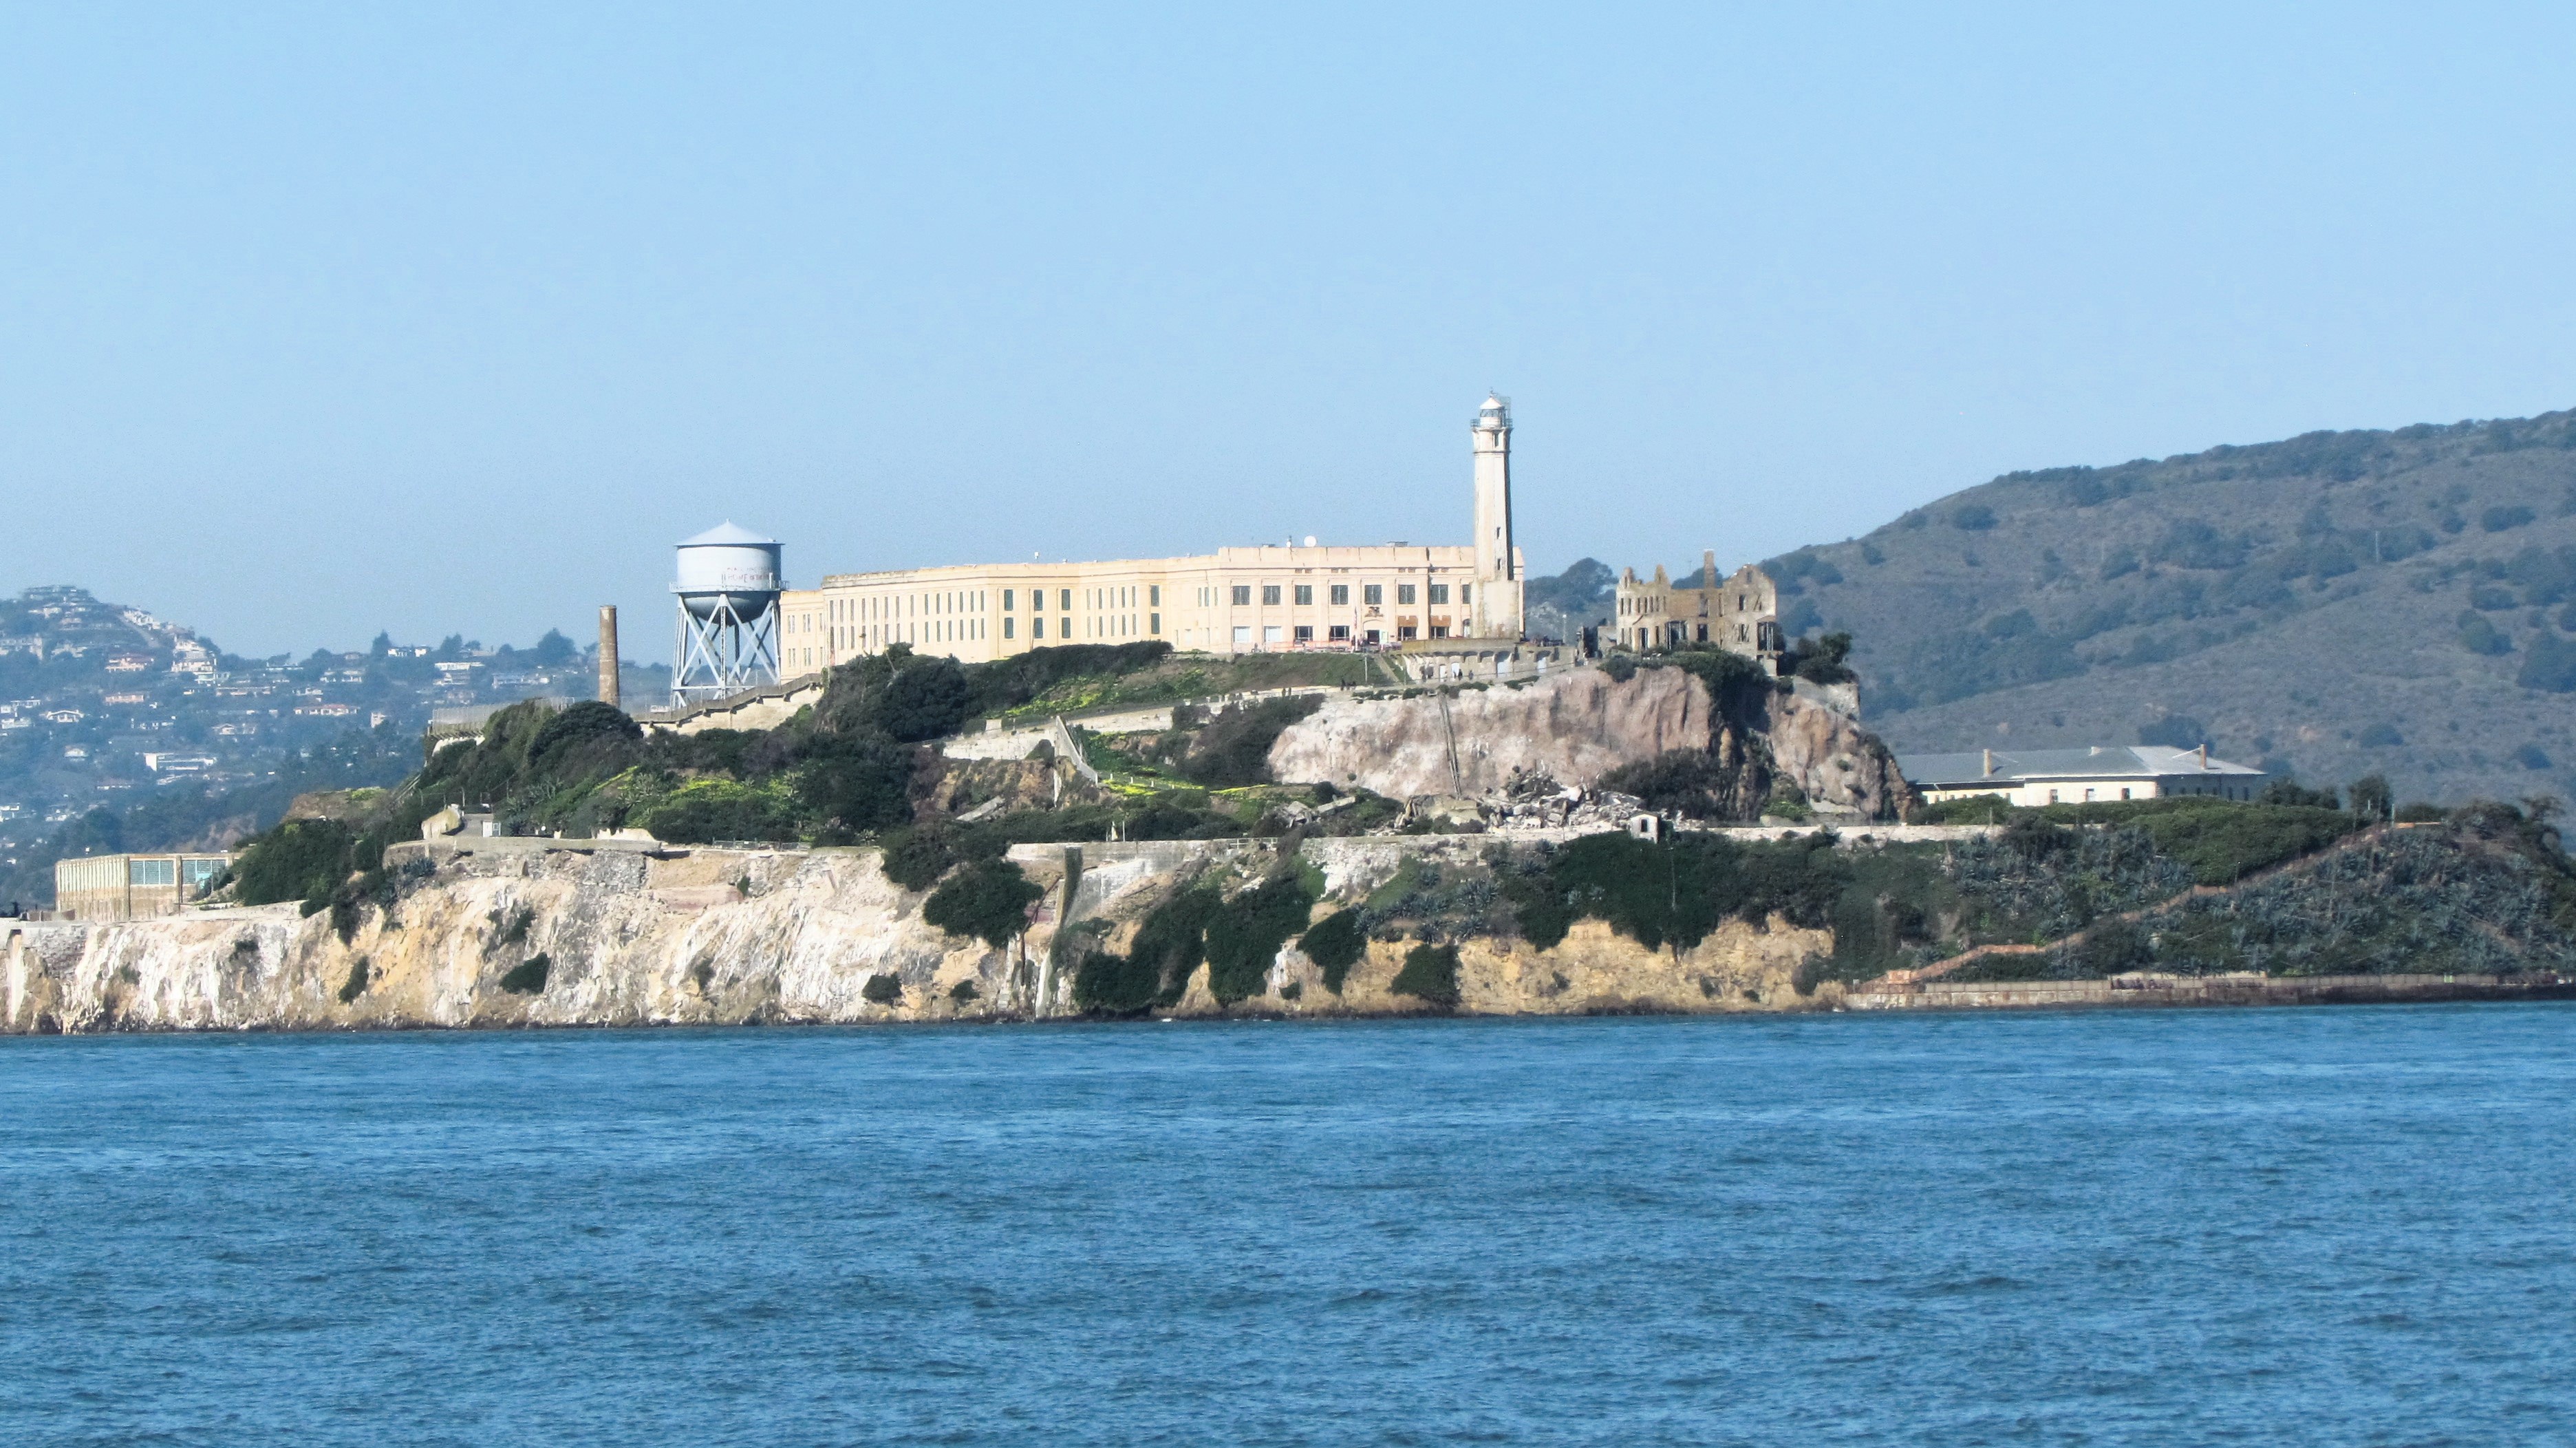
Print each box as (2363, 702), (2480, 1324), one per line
(1267, 666), (1914, 821)
(1267, 668), (1715, 799)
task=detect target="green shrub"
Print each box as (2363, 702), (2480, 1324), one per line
(337, 957), (371, 1004)
(1201, 873), (1314, 1003)
(2518, 632), (2576, 692)
(1389, 942), (1460, 1007)
(862, 973), (903, 1005)
(1073, 948), (1162, 1015)
(947, 979), (979, 1003)
(1505, 832), (1847, 955)
(1918, 794), (2013, 824)
(1073, 886), (1222, 1014)
(1600, 749), (1736, 819)
(1179, 695), (1325, 787)
(1297, 907), (1366, 993)
(880, 824), (960, 890)
(636, 777), (799, 844)
(794, 730), (919, 834)
(2460, 612), (2511, 656)
(499, 952), (550, 994)
(233, 818), (355, 908)
(923, 858), (1044, 949)
(2395, 802), (2447, 822)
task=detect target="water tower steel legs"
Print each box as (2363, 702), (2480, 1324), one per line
(671, 595), (781, 708)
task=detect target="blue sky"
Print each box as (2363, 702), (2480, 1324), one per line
(7, 3), (2575, 658)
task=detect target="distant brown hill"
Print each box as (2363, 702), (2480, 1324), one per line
(1759, 407), (2576, 806)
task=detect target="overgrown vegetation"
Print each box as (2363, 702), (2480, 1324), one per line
(1388, 942), (1461, 1007)
(922, 859), (1045, 950)
(1297, 907), (1367, 993)
(1949, 800), (2576, 981)
(1500, 831), (1848, 955)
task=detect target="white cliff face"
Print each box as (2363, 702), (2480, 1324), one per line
(1267, 668), (1716, 799)
(1266, 665), (1915, 820)
(1, 833), (1849, 1034)
(3, 846), (1060, 1034)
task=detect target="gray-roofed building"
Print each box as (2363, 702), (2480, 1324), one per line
(1900, 744), (2266, 808)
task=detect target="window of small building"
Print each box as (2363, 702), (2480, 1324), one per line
(1363, 584), (1382, 605)
(1330, 584), (1349, 605)
(1262, 584), (1281, 605)
(1232, 626), (1252, 646)
(1429, 624), (1448, 639)
(1294, 584), (1312, 605)
(1263, 625), (1283, 643)
(1397, 624), (1418, 640)
(1329, 625), (1350, 641)
(1364, 628), (1381, 644)
(1428, 584), (1449, 604)
(1397, 584), (1417, 604)
(1232, 585), (1252, 606)
(1294, 625), (1314, 642)
(129, 858), (174, 887)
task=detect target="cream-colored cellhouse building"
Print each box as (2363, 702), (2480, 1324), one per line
(774, 396), (1528, 676)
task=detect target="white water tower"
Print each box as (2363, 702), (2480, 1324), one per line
(670, 522), (782, 707)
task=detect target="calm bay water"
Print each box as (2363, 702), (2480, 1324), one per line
(3, 1005), (2572, 1446)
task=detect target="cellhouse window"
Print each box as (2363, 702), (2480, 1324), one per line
(1059, 589), (1073, 611)
(1329, 624), (1351, 641)
(1459, 584), (1470, 604)
(1428, 584), (1449, 605)
(1293, 625), (1313, 643)
(1362, 584), (1382, 605)
(1261, 585), (1281, 606)
(1231, 586), (1252, 606)
(1002, 589), (1014, 610)
(1330, 584), (1349, 605)
(1397, 584), (1417, 605)
(1148, 585), (1160, 606)
(1294, 584), (1312, 605)
(1033, 617), (1046, 639)
(1003, 617), (1016, 639)
(1148, 613), (1160, 634)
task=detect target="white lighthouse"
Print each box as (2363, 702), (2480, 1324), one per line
(1470, 393), (1521, 638)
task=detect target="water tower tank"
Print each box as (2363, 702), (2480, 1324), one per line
(674, 522), (782, 621)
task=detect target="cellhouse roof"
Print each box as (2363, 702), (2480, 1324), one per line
(1900, 745), (2266, 789)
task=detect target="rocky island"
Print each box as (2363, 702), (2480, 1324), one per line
(8, 644), (2573, 1033)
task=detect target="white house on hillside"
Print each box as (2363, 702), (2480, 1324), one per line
(1900, 745), (2266, 807)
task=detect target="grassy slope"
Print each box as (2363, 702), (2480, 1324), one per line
(1759, 408), (2576, 806)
